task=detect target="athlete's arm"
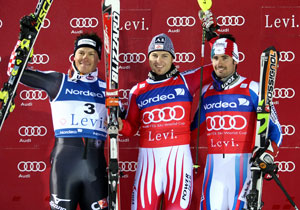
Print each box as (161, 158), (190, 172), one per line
(21, 69), (63, 101)
(119, 84), (140, 137)
(182, 64), (213, 96)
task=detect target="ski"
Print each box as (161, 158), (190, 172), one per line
(0, 0), (53, 131)
(245, 46), (279, 210)
(101, 0), (121, 209)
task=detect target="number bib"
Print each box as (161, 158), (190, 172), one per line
(50, 74), (107, 140)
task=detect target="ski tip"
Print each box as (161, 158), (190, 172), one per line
(263, 46), (277, 52)
(197, 0), (212, 12)
(262, 46), (280, 60)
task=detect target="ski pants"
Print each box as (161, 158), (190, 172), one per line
(200, 153), (252, 210)
(131, 145), (193, 210)
(49, 137), (108, 210)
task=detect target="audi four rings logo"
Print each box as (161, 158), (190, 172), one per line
(273, 88), (295, 99)
(119, 89), (130, 100)
(206, 115), (247, 131)
(142, 105), (185, 124)
(119, 161), (137, 172)
(70, 17), (98, 28)
(69, 54), (74, 63)
(28, 54), (50, 64)
(167, 16), (196, 27)
(18, 126), (47, 137)
(174, 52), (195, 63)
(42, 18), (50, 28)
(18, 161), (47, 172)
(216, 16), (245, 26)
(20, 90), (48, 100)
(119, 53), (146, 64)
(279, 51), (295, 62)
(275, 161), (295, 172)
(281, 125), (295, 136)
(239, 52), (245, 63)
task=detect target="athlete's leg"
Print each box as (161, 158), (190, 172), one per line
(49, 142), (81, 210)
(228, 153), (251, 210)
(164, 145), (193, 210)
(200, 154), (228, 210)
(79, 144), (108, 210)
(131, 148), (164, 210)
(200, 154), (252, 210)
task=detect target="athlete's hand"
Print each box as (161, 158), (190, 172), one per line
(19, 14), (36, 40)
(252, 140), (279, 166)
(199, 10), (214, 30)
(198, 10), (220, 41)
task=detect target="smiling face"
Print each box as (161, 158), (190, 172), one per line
(149, 51), (173, 75)
(74, 47), (99, 74)
(211, 53), (237, 79)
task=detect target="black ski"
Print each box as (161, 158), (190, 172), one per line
(246, 46), (279, 210)
(101, 0), (121, 209)
(0, 0), (53, 131)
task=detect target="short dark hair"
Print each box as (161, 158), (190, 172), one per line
(74, 32), (103, 59)
(218, 33), (236, 43)
(75, 32), (102, 46)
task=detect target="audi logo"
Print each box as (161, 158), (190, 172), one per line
(20, 90), (48, 100)
(28, 54), (50, 64)
(18, 161), (47, 172)
(275, 161), (295, 172)
(142, 105), (185, 124)
(174, 52), (195, 63)
(167, 16), (196, 27)
(281, 125), (295, 136)
(279, 51), (295, 62)
(41, 18), (50, 28)
(0, 19), (2, 28)
(206, 115), (247, 131)
(216, 16), (245, 26)
(119, 53), (146, 64)
(239, 52), (245, 63)
(119, 89), (130, 100)
(69, 54), (74, 63)
(70, 17), (98, 28)
(18, 126), (47, 137)
(273, 88), (295, 99)
(119, 161), (137, 172)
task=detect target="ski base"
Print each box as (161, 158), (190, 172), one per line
(0, 0), (53, 131)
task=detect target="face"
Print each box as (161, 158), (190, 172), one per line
(211, 54), (237, 79)
(149, 51), (173, 75)
(74, 47), (99, 74)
